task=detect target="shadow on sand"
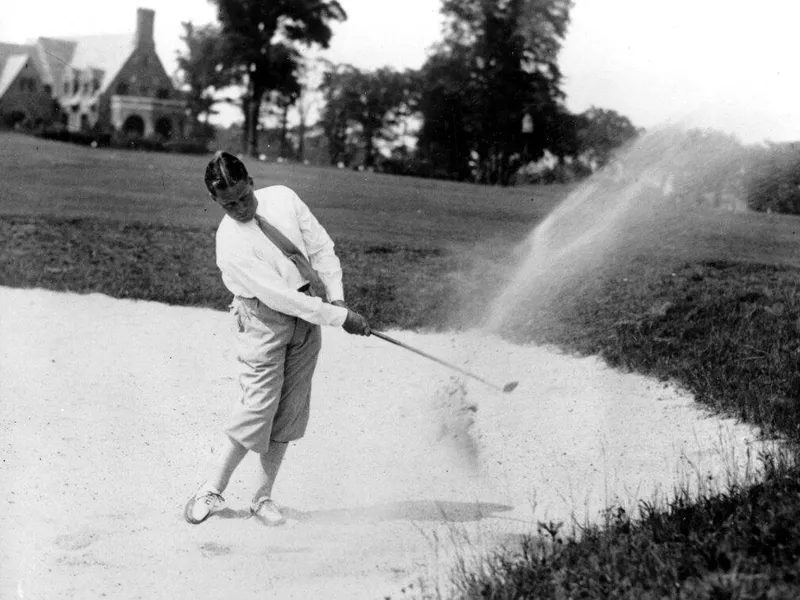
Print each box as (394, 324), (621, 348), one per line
(211, 500), (513, 525)
(281, 500), (513, 524)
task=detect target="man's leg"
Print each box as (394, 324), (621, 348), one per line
(206, 435), (249, 493)
(250, 440), (289, 525)
(185, 436), (248, 525)
(252, 440), (289, 502)
(250, 321), (320, 526)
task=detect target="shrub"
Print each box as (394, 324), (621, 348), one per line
(36, 127), (111, 147)
(111, 134), (165, 152)
(162, 139), (210, 155)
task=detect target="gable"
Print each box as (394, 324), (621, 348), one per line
(0, 54), (32, 99)
(66, 34), (135, 94)
(35, 37), (78, 86)
(109, 43), (176, 97)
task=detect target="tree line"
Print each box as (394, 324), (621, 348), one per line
(177, 0), (640, 185)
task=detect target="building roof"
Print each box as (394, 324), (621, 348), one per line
(2, 9), (172, 102)
(65, 34), (135, 94)
(0, 53), (30, 98)
(35, 37), (78, 85)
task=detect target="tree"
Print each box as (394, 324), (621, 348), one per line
(414, 47), (475, 180)
(265, 43), (302, 158)
(210, 0), (346, 157)
(175, 22), (229, 137)
(575, 107), (640, 168)
(319, 63), (359, 166)
(319, 64), (413, 168)
(417, 0), (573, 185)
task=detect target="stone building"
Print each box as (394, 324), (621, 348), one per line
(0, 8), (186, 139)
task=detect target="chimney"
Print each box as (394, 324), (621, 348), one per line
(135, 8), (155, 49)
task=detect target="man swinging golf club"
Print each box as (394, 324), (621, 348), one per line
(184, 152), (370, 526)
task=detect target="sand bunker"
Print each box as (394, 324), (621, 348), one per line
(0, 287), (767, 599)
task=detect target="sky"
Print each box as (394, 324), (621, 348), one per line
(2, 0), (798, 143)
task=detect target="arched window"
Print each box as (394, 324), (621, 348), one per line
(123, 115), (145, 138)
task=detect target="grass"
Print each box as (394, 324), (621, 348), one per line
(3, 132), (800, 598)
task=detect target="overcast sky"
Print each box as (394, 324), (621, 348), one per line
(2, 0), (798, 142)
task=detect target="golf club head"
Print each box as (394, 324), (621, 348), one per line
(503, 381), (519, 394)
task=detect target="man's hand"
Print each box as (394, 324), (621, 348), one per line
(343, 309), (371, 336)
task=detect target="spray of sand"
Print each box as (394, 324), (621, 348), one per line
(429, 377), (481, 470)
(426, 126), (749, 469)
(431, 127), (747, 456)
(484, 126), (749, 335)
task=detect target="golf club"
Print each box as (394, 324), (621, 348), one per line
(371, 331), (519, 393)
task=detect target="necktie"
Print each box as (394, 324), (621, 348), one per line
(253, 214), (327, 299)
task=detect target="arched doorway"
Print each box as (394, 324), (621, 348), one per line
(4, 110), (26, 128)
(123, 115), (145, 138)
(155, 117), (173, 140)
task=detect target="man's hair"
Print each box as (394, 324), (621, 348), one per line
(205, 151), (249, 195)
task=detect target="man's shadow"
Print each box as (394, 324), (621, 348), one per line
(216, 500), (512, 524)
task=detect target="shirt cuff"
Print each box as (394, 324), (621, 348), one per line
(326, 304), (348, 327)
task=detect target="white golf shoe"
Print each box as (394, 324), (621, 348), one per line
(251, 496), (286, 526)
(184, 487), (225, 524)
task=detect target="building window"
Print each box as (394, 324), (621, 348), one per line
(92, 79), (100, 93)
(156, 88), (170, 99)
(117, 82), (129, 95)
(44, 84), (52, 95)
(64, 81), (69, 94)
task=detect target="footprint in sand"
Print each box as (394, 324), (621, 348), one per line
(199, 541), (232, 557)
(53, 530), (98, 551)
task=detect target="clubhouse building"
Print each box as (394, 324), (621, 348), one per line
(0, 8), (187, 139)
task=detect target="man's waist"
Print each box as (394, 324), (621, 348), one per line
(236, 283), (311, 304)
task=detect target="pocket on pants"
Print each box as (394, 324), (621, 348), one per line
(230, 300), (250, 333)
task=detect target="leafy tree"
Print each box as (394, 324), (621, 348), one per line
(264, 43), (303, 158)
(575, 107), (640, 168)
(175, 22), (229, 137)
(417, 0), (573, 185)
(209, 0), (346, 156)
(319, 64), (413, 168)
(414, 47), (475, 180)
(319, 63), (359, 166)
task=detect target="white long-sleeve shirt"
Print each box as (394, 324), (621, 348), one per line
(215, 185), (348, 327)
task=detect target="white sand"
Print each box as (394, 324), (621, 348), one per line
(0, 287), (766, 599)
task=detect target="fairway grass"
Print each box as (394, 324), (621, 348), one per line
(3, 132), (800, 597)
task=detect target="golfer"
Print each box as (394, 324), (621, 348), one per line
(184, 152), (370, 526)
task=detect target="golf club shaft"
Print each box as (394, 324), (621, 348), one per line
(371, 331), (503, 391)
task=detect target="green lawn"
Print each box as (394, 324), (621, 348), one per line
(0, 132), (568, 247)
(3, 131), (800, 598)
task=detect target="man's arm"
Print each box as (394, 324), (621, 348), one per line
(219, 251), (348, 327)
(292, 191), (345, 302)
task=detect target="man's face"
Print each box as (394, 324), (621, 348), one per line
(211, 178), (257, 222)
